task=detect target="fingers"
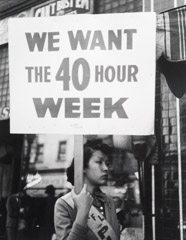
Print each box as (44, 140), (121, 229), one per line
(71, 184), (93, 211)
(82, 184), (92, 199)
(87, 191), (92, 199)
(82, 184), (87, 192)
(71, 189), (75, 198)
(71, 184), (92, 199)
(72, 184), (86, 197)
(82, 184), (92, 198)
(88, 192), (93, 204)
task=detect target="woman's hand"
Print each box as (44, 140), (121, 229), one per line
(72, 184), (93, 213)
(71, 184), (93, 226)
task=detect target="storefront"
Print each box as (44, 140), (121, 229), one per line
(0, 1), (94, 237)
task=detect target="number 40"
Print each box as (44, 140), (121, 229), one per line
(55, 57), (90, 91)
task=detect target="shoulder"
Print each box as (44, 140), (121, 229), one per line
(55, 191), (74, 210)
(54, 192), (76, 223)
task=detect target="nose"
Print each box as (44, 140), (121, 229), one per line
(102, 162), (108, 172)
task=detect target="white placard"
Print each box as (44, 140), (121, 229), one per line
(9, 13), (156, 135)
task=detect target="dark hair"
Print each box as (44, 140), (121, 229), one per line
(67, 139), (112, 185)
(83, 139), (112, 168)
(45, 185), (55, 196)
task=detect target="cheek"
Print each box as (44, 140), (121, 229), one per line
(86, 166), (100, 179)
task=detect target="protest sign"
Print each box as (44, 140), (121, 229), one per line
(9, 13), (156, 135)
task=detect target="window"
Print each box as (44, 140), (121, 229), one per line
(35, 144), (44, 163)
(0, 45), (9, 108)
(95, 0), (141, 13)
(57, 141), (67, 161)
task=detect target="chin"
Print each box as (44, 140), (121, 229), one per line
(100, 180), (107, 185)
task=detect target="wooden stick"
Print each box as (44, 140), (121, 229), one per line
(74, 135), (83, 194)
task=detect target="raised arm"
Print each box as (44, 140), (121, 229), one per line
(54, 184), (93, 240)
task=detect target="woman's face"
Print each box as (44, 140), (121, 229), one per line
(84, 150), (109, 187)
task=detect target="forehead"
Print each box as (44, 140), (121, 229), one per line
(90, 150), (109, 160)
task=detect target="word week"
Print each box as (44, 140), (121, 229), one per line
(32, 98), (128, 118)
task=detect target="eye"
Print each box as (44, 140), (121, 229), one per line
(105, 160), (110, 167)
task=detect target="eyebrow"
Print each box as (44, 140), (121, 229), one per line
(96, 156), (108, 161)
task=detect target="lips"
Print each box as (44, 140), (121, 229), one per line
(101, 175), (108, 180)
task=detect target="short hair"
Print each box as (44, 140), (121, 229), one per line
(67, 139), (112, 185)
(83, 139), (112, 168)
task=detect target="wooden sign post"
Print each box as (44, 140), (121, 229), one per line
(74, 135), (84, 194)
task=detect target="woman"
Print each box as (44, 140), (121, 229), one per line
(54, 139), (120, 240)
